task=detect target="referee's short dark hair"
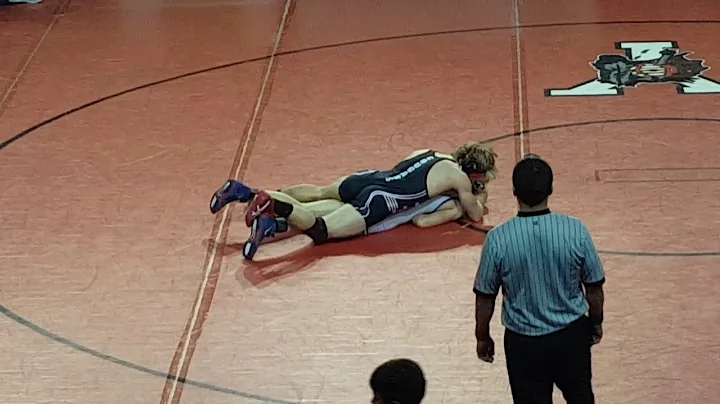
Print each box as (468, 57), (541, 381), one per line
(512, 154), (553, 207)
(369, 358), (426, 404)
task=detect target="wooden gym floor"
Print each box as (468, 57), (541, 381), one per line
(1, 0), (719, 403)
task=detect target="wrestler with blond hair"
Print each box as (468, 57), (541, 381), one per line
(210, 141), (497, 259)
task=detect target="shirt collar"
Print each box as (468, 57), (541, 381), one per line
(517, 209), (551, 217)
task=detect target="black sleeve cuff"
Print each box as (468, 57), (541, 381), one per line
(473, 287), (498, 298)
(583, 278), (605, 288)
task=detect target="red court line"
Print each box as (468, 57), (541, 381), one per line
(157, 1), (297, 404)
(510, 0), (530, 160)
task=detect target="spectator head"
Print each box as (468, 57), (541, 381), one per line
(512, 154), (553, 208)
(369, 358), (426, 404)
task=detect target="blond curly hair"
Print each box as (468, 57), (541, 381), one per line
(452, 141), (498, 180)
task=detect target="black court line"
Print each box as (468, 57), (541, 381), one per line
(4, 18), (720, 151)
(2, 18), (720, 404)
(463, 117), (720, 257)
(0, 303), (298, 404)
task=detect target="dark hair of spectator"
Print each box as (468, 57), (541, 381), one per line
(369, 358), (426, 404)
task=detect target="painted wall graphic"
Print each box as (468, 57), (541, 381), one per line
(546, 41), (720, 96)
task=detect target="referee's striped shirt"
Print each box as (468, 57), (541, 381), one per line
(473, 209), (606, 336)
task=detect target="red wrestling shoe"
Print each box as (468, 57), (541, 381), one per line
(245, 190), (276, 227)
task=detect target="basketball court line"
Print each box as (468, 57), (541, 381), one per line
(0, 303), (297, 404)
(512, 0), (527, 159)
(1, 12), (720, 404)
(159, 1), (294, 403)
(596, 167), (720, 183)
(3, 19), (720, 150)
(0, 5), (63, 116)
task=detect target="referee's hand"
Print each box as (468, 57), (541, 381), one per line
(476, 338), (495, 363)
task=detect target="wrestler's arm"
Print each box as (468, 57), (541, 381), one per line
(475, 189), (488, 205)
(419, 181), (486, 226)
(456, 175), (485, 222)
(412, 199), (463, 228)
(412, 185), (488, 228)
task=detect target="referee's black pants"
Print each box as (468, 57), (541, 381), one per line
(504, 316), (595, 404)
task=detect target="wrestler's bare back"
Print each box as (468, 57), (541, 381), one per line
(401, 149), (486, 221)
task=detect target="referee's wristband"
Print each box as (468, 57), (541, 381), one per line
(589, 315), (603, 326)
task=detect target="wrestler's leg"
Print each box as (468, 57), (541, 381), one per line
(266, 193), (366, 243)
(318, 204), (367, 239)
(274, 192), (365, 238)
(266, 191), (343, 219)
(303, 199), (345, 216)
(412, 199), (463, 228)
(242, 191), (362, 258)
(268, 191), (365, 241)
(265, 191), (319, 230)
(279, 176), (348, 202)
(241, 192), (321, 259)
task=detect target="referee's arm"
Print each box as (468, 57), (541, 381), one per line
(580, 227), (606, 327)
(473, 231), (501, 341)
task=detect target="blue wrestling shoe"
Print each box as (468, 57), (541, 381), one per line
(243, 214), (287, 260)
(209, 180), (256, 214)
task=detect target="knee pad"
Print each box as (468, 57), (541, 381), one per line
(304, 217), (329, 245)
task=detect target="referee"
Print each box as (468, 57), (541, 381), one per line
(473, 154), (605, 403)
